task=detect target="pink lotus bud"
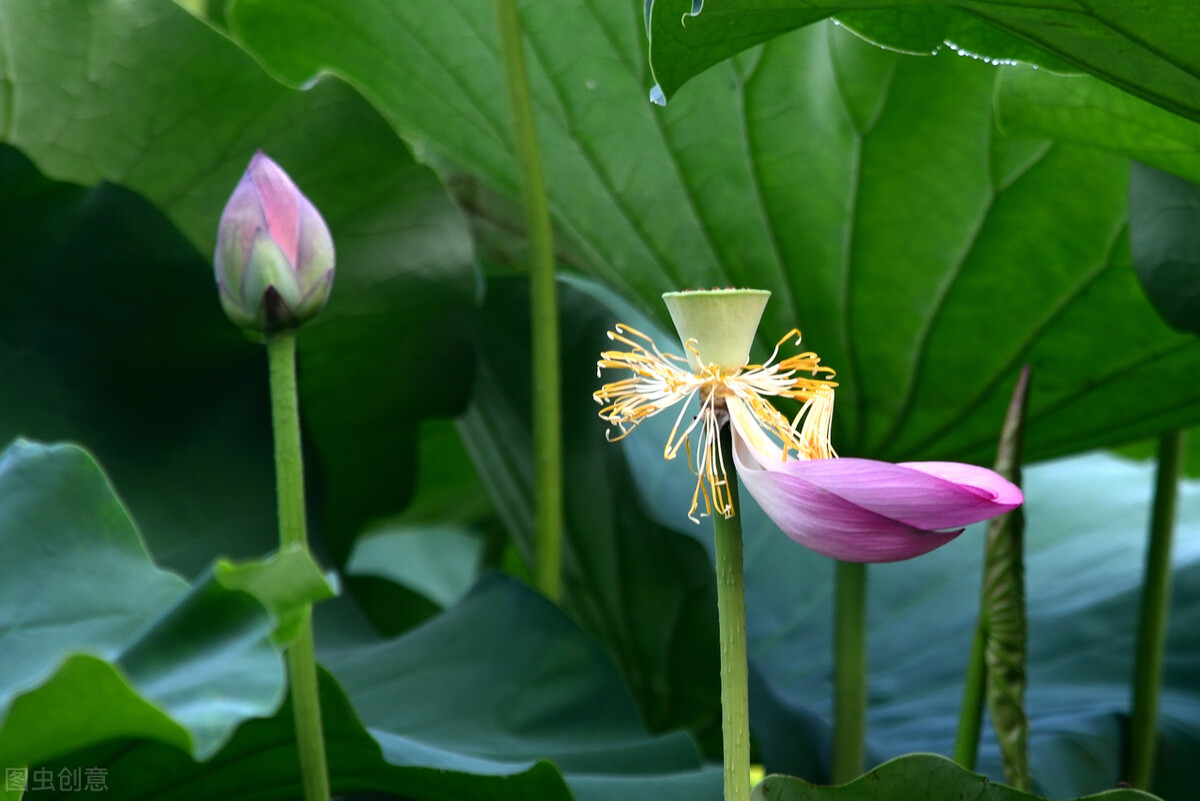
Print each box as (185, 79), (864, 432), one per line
(214, 152), (335, 333)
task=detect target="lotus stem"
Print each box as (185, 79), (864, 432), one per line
(1129, 429), (1186, 789)
(953, 624), (987, 770)
(713, 422), (751, 801)
(267, 331), (330, 801)
(832, 560), (868, 783)
(494, 0), (563, 602)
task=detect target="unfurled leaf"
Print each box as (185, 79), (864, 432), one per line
(39, 576), (722, 801)
(0, 440), (322, 766)
(644, 0), (1200, 122)
(752, 753), (1159, 801)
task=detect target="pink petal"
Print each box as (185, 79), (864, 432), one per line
(248, 152), (301, 268)
(900, 460), (1025, 511)
(294, 193), (335, 287)
(769, 457), (1022, 531)
(732, 434), (963, 563)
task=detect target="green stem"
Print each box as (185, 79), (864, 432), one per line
(832, 560), (867, 784)
(268, 333), (306, 550)
(713, 423), (751, 801)
(953, 623), (987, 770)
(267, 332), (330, 801)
(494, 0), (562, 602)
(1128, 429), (1186, 789)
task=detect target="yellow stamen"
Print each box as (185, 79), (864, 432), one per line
(594, 324), (837, 522)
(797, 385), (837, 460)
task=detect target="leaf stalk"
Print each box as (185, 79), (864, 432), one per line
(267, 331), (330, 801)
(1128, 428), (1186, 789)
(494, 0), (563, 602)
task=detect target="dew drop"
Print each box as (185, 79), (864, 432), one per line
(650, 84), (667, 106)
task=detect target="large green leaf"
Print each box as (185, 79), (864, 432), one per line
(996, 69), (1200, 186)
(2, 438), (715, 799)
(566, 280), (1200, 796)
(346, 523), (484, 610)
(1118, 166), (1200, 484)
(618, 381), (1200, 799)
(0, 439), (328, 768)
(643, 0), (1200, 121)
(0, 144), (273, 573)
(458, 276), (722, 737)
(1128, 164), (1200, 337)
(37, 576), (722, 801)
(752, 753), (1158, 801)
(229, 5), (1200, 465)
(0, 0), (477, 573)
(336, 418), (497, 637)
(321, 574), (712, 792)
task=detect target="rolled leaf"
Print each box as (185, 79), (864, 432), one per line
(983, 366), (1031, 790)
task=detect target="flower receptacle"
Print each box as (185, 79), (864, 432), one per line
(663, 289), (770, 371)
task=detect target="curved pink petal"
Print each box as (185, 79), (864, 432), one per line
(248, 152), (301, 268)
(900, 460), (1025, 513)
(732, 434), (964, 562)
(770, 457), (1022, 530)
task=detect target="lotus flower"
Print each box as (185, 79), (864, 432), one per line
(594, 289), (1022, 562)
(214, 152), (335, 333)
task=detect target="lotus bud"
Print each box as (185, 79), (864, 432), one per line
(214, 152), (335, 334)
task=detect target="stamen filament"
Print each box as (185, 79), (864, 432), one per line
(594, 324), (838, 521)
